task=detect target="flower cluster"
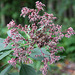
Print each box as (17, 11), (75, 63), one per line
(36, 1), (45, 11)
(7, 20), (16, 29)
(4, 1), (75, 75)
(4, 36), (11, 47)
(8, 58), (16, 67)
(65, 27), (75, 38)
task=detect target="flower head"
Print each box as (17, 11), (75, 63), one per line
(4, 1), (75, 75)
(7, 20), (16, 29)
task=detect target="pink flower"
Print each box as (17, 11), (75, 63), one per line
(8, 58), (16, 67)
(4, 1), (75, 75)
(3, 36), (11, 47)
(65, 27), (75, 38)
(36, 1), (45, 11)
(7, 20), (16, 29)
(20, 7), (30, 17)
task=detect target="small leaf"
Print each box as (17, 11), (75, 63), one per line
(19, 64), (37, 75)
(0, 50), (13, 60)
(0, 65), (12, 75)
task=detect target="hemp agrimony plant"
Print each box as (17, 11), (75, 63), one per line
(1, 1), (75, 75)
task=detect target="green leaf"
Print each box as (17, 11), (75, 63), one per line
(0, 38), (11, 52)
(30, 55), (44, 61)
(0, 64), (8, 72)
(8, 72), (19, 75)
(30, 48), (50, 60)
(19, 64), (37, 75)
(0, 65), (12, 75)
(0, 50), (13, 60)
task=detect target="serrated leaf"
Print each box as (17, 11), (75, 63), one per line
(0, 50), (13, 60)
(0, 65), (12, 75)
(19, 64), (37, 75)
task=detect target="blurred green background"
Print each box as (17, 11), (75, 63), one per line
(0, 0), (75, 75)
